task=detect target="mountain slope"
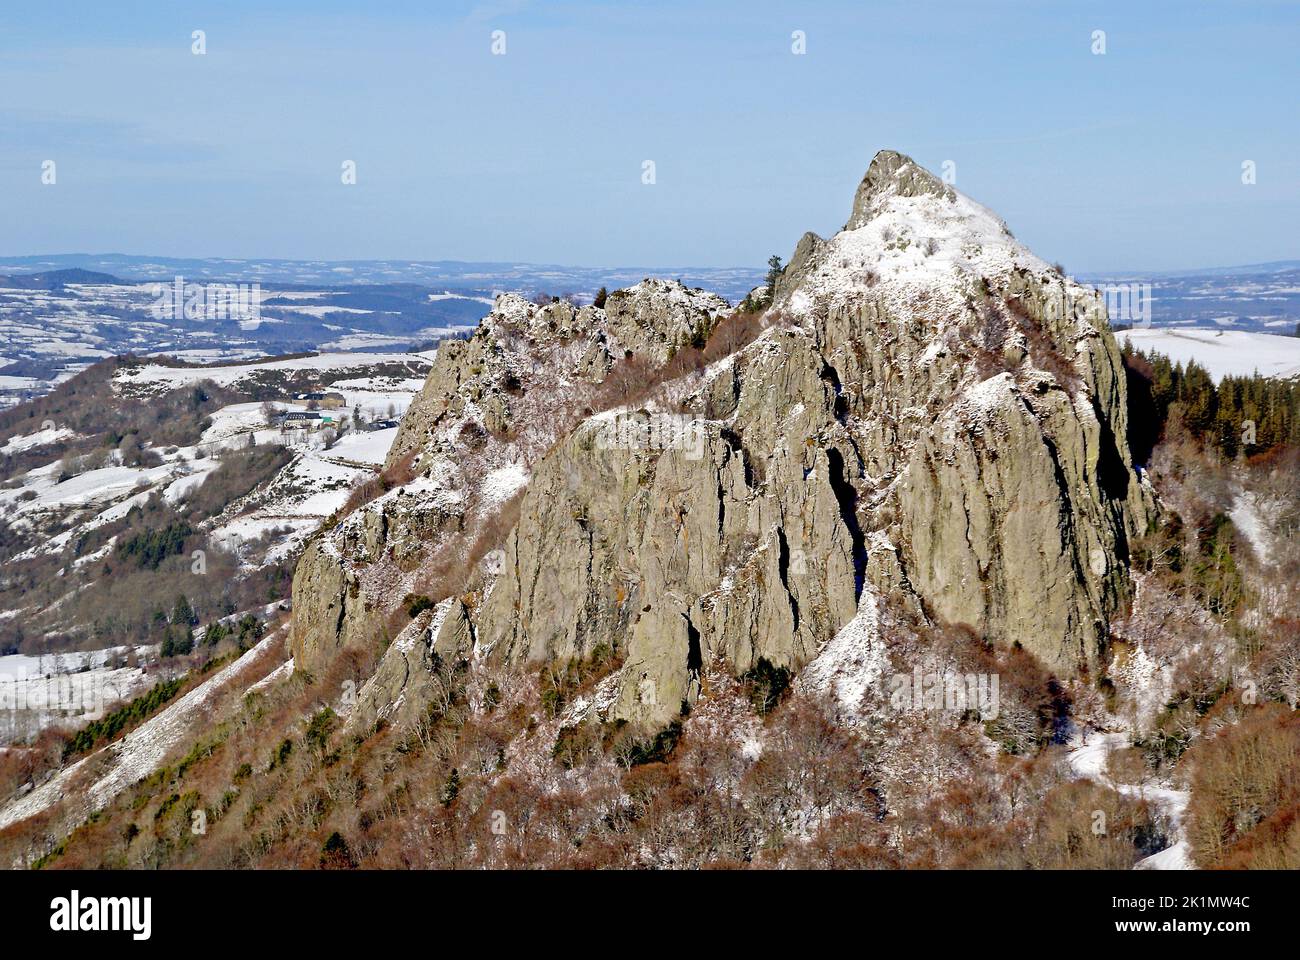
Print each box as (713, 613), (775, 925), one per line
(16, 153), (1293, 873)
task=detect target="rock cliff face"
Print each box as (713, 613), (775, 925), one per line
(292, 150), (1153, 734)
(290, 280), (730, 675)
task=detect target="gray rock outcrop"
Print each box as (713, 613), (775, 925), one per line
(292, 150), (1154, 736)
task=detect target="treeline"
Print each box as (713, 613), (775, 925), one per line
(200, 613), (265, 651)
(1124, 343), (1300, 459)
(117, 521), (194, 569)
(62, 676), (185, 759)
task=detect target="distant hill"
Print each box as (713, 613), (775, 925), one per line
(0, 268), (126, 289)
(1078, 261), (1300, 332)
(0, 253), (764, 302)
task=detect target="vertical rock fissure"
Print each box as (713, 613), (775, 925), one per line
(1091, 398), (1131, 502)
(684, 614), (702, 675)
(776, 527), (801, 632)
(826, 447), (867, 597)
(1038, 434), (1088, 597)
(716, 470), (726, 542)
(821, 359), (849, 423)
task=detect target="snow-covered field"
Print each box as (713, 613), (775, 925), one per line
(329, 427), (399, 466)
(1117, 327), (1300, 382)
(0, 644), (162, 743)
(0, 643), (154, 679)
(115, 351), (434, 395)
(0, 426), (74, 456)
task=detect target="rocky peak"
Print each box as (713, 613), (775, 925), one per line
(778, 149), (1035, 321)
(844, 149), (957, 230)
(291, 150), (1155, 740)
(602, 278), (731, 362)
(290, 276), (735, 675)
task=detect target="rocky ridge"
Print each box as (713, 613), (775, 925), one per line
(291, 150), (1154, 737)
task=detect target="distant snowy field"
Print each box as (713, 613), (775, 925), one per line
(116, 350), (433, 394)
(1118, 327), (1300, 382)
(0, 353), (432, 576)
(0, 644), (162, 743)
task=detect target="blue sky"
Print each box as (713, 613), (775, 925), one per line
(1, 0), (1297, 272)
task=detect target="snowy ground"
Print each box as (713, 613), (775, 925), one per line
(0, 631), (283, 835)
(0, 644), (162, 743)
(1118, 327), (1300, 382)
(0, 644), (155, 679)
(799, 591), (884, 719)
(1228, 487), (1275, 566)
(0, 426), (74, 456)
(113, 351), (434, 396)
(1066, 731), (1192, 870)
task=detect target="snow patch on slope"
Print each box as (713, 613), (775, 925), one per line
(1228, 489), (1273, 565)
(0, 427), (74, 456)
(1066, 731), (1192, 871)
(799, 591), (883, 718)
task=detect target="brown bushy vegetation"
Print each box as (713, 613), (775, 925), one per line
(2, 610), (1168, 871)
(1185, 704), (1300, 868)
(178, 445), (293, 522)
(971, 293), (1082, 392)
(330, 449), (419, 524)
(1107, 348), (1300, 865)
(0, 729), (67, 805)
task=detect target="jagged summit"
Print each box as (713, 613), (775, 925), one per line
(845, 149), (957, 229)
(777, 151), (1046, 318)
